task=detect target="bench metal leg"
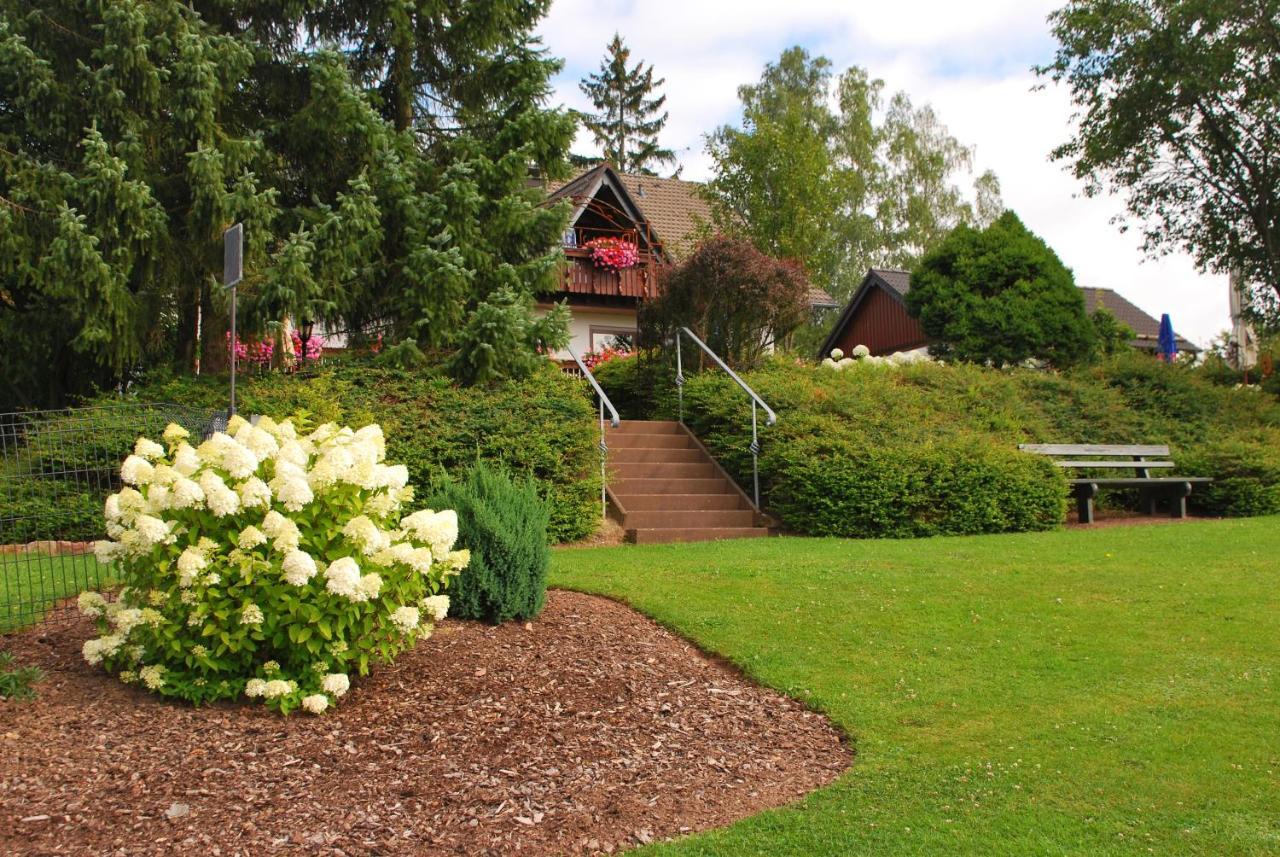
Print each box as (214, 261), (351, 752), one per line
(1169, 481), (1192, 519)
(1074, 483), (1099, 525)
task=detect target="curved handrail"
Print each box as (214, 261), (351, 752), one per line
(567, 346), (620, 428)
(675, 327), (777, 509)
(567, 346), (620, 522)
(677, 327), (776, 425)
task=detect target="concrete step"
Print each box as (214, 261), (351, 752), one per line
(605, 432), (693, 450)
(614, 493), (746, 512)
(613, 461), (716, 480)
(612, 477), (728, 496)
(627, 527), (769, 544)
(623, 509), (756, 529)
(609, 420), (682, 434)
(610, 447), (706, 464)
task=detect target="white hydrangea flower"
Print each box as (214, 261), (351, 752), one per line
(200, 470), (241, 517)
(176, 547), (207, 587)
(244, 678), (267, 698)
(343, 515), (391, 557)
(821, 357), (838, 369)
(104, 493), (122, 523)
(110, 608), (144, 635)
(276, 440), (309, 468)
(321, 673), (350, 697)
(281, 549), (318, 586)
(364, 491), (398, 519)
(237, 477), (272, 510)
(144, 484), (171, 513)
(390, 605), (420, 633)
(82, 634), (123, 665)
(150, 463), (177, 486)
(139, 608), (163, 627)
(169, 476), (205, 510)
(356, 572), (382, 602)
(139, 664), (165, 689)
(444, 549), (470, 574)
(116, 487), (145, 520)
(133, 514), (172, 548)
(162, 423), (190, 445)
(830, 348), (844, 360)
(77, 591), (107, 618)
(226, 414), (249, 435)
(262, 679), (294, 699)
(120, 455), (154, 486)
(240, 603), (265, 626)
(421, 594), (450, 622)
(236, 424), (279, 460)
(301, 694), (329, 714)
(407, 547), (434, 575)
(172, 443), (200, 477)
(377, 464), (409, 491)
(324, 556), (360, 599)
(276, 478), (314, 512)
(401, 509), (458, 559)
(221, 441), (259, 480)
(237, 525), (267, 550)
(93, 540), (120, 565)
(852, 344), (871, 359)
(134, 437), (166, 461)
(262, 511), (301, 552)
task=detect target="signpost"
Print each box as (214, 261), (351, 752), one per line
(224, 223), (243, 416)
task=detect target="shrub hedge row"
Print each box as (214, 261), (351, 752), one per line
(76, 360), (601, 544)
(597, 352), (1280, 537)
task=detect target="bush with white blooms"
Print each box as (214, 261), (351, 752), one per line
(81, 415), (467, 714)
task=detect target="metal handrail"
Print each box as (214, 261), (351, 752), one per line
(567, 346), (621, 520)
(675, 327), (776, 508)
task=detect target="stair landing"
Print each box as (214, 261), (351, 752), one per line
(606, 420), (770, 544)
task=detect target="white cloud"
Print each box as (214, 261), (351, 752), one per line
(537, 0), (1230, 346)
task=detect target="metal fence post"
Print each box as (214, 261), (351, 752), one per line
(675, 333), (685, 425)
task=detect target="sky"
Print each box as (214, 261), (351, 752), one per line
(535, 0), (1230, 348)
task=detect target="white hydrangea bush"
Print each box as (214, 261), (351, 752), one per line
(81, 415), (468, 714)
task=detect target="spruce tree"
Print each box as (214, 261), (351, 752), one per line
(579, 34), (676, 176)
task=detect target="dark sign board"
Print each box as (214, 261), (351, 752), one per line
(223, 223), (243, 288)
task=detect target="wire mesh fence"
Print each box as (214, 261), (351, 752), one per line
(0, 404), (219, 631)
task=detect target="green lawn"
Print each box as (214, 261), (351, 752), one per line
(550, 518), (1280, 856)
(0, 552), (111, 632)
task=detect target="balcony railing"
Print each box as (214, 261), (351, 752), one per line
(559, 248), (658, 299)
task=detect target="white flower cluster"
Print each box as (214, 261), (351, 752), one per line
(81, 415), (466, 716)
(822, 344), (932, 371)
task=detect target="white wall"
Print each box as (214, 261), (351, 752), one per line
(535, 304), (638, 361)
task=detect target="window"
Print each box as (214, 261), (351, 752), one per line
(589, 326), (636, 353)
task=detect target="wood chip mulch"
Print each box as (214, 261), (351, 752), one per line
(0, 590), (850, 856)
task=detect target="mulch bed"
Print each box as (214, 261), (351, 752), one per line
(0, 590), (850, 855)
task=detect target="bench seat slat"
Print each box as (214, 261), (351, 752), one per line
(1020, 443), (1169, 456)
(1068, 477), (1213, 486)
(1054, 460), (1175, 469)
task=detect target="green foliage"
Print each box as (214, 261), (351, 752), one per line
(83, 417), (462, 714)
(591, 351), (676, 420)
(1090, 307), (1135, 357)
(0, 1), (575, 408)
(769, 436), (1066, 538)
(450, 291), (570, 385)
(1176, 430), (1280, 518)
(0, 650), (43, 701)
(1039, 0), (1280, 319)
(106, 358), (600, 542)
(704, 46), (1003, 303)
(428, 462), (549, 624)
(907, 211), (1098, 368)
(578, 34), (676, 175)
(640, 236), (811, 368)
(674, 354), (1280, 535)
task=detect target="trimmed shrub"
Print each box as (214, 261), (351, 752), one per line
(80, 416), (465, 714)
(768, 436), (1066, 539)
(428, 462), (549, 624)
(1175, 431), (1280, 517)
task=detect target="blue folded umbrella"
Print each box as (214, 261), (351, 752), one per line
(1158, 313), (1177, 361)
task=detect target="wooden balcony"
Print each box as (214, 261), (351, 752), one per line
(559, 248), (659, 300)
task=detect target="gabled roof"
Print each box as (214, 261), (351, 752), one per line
(816, 268), (911, 357)
(547, 165), (712, 260)
(1080, 287), (1199, 352)
(546, 163), (652, 245)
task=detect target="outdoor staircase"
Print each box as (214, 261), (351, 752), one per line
(606, 420), (771, 544)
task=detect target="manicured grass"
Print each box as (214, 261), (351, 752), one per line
(550, 518), (1280, 856)
(0, 553), (111, 632)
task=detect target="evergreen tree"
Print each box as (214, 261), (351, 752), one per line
(0, 0), (575, 406)
(578, 34), (676, 176)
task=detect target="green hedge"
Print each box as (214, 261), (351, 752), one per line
(1175, 430), (1280, 517)
(768, 436), (1066, 538)
(668, 354), (1280, 537)
(428, 462), (550, 624)
(100, 359), (601, 543)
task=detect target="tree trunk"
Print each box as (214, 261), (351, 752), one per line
(175, 280), (200, 372)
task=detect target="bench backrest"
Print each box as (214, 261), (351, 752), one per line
(1018, 443), (1174, 472)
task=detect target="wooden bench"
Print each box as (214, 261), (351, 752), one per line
(1019, 444), (1212, 525)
